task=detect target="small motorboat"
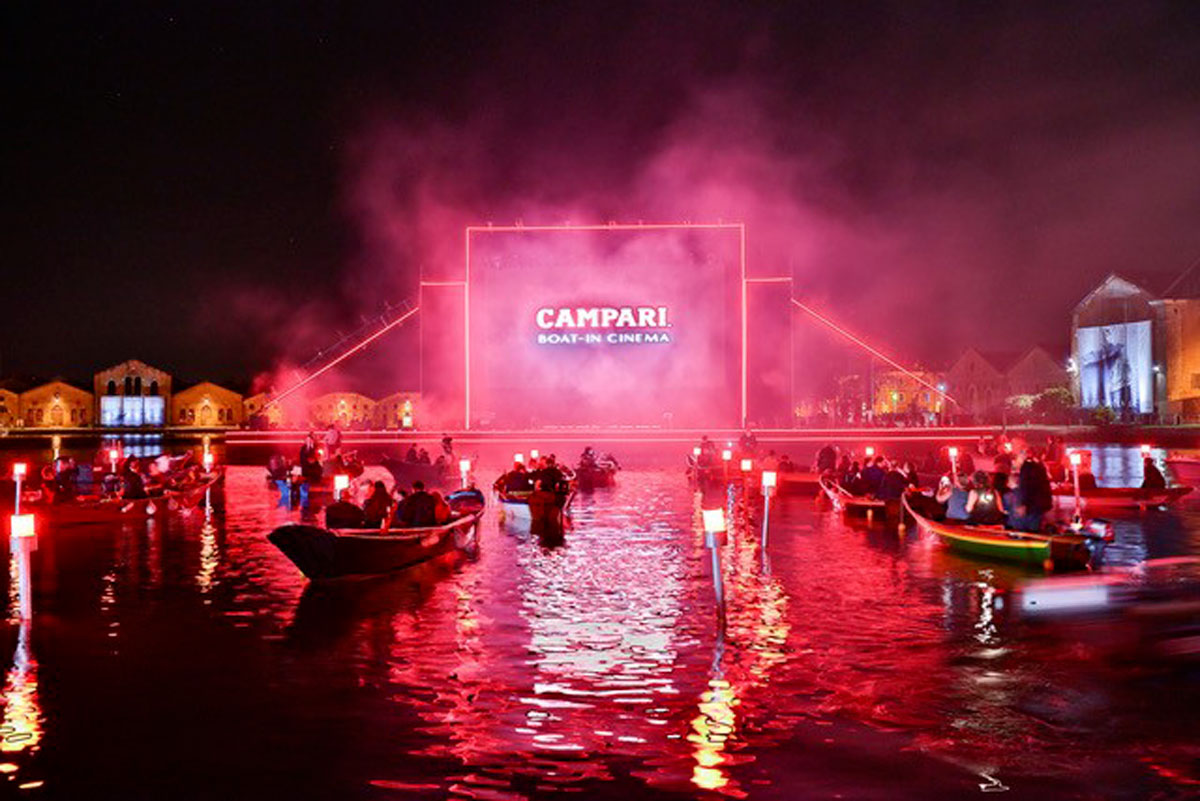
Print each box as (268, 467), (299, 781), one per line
(902, 492), (1111, 571)
(268, 509), (483, 581)
(498, 488), (573, 526)
(381, 456), (456, 489)
(575, 461), (618, 491)
(818, 476), (886, 515)
(23, 472), (222, 525)
(1050, 484), (1191, 512)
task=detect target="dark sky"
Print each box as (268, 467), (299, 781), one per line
(4, 2), (1199, 391)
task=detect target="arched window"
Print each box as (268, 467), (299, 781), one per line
(179, 409), (187, 423)
(71, 408), (78, 423)
(107, 380), (117, 395)
(149, 380), (158, 396)
(35, 409), (44, 423)
(187, 409), (195, 423)
(124, 376), (133, 395)
(133, 376), (142, 395)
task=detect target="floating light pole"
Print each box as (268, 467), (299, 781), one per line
(761, 470), (776, 548)
(1069, 451), (1083, 521)
(333, 474), (350, 502)
(459, 457), (471, 489)
(948, 446), (959, 485)
(702, 508), (727, 617)
(10, 514), (35, 619)
(13, 463), (27, 515)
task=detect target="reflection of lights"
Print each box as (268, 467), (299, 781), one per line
(197, 520), (218, 595)
(1, 621), (41, 756)
(688, 679), (737, 792)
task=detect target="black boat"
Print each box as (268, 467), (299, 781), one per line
(268, 510), (483, 581)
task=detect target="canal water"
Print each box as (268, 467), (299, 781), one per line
(1, 444), (1198, 799)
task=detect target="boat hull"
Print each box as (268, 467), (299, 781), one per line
(903, 494), (1097, 570)
(1051, 485), (1191, 511)
(268, 511), (481, 581)
(25, 474), (220, 524)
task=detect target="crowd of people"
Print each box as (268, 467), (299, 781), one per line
(324, 478), (461, 530)
(23, 449), (214, 505)
(494, 453), (572, 495)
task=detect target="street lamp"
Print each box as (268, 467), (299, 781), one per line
(701, 508), (727, 614)
(761, 471), (777, 547)
(459, 457), (471, 489)
(333, 473), (350, 502)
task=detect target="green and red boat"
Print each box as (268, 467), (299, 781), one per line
(902, 492), (1110, 571)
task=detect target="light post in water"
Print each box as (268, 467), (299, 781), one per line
(702, 508), (727, 618)
(761, 470), (776, 548)
(459, 458), (471, 489)
(202, 452), (215, 473)
(514, 453), (524, 465)
(530, 449), (539, 461)
(51, 435), (61, 462)
(721, 449), (732, 481)
(13, 463), (27, 515)
(109, 448), (120, 475)
(948, 446), (959, 485)
(10, 514), (35, 619)
(333, 473), (350, 502)
(1069, 451), (1083, 523)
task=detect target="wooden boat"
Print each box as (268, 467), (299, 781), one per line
(268, 510), (483, 581)
(23, 472), (221, 524)
(380, 456), (456, 489)
(776, 470), (823, 496)
(1050, 484), (1192, 511)
(1166, 456), (1200, 487)
(902, 492), (1109, 571)
(818, 476), (886, 514)
(575, 462), (617, 491)
(498, 488), (573, 525)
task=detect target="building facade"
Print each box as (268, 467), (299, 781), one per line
(373, 392), (420, 429)
(172, 382), (245, 427)
(20, 381), (94, 427)
(0, 389), (20, 427)
(944, 348), (1008, 418)
(244, 393), (287, 428)
(308, 392), (376, 429)
(94, 359), (172, 427)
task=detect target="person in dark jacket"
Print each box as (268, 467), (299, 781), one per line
(1141, 457), (1167, 490)
(860, 456), (887, 496)
(362, 481), (393, 528)
(394, 480), (437, 527)
(325, 498), (365, 529)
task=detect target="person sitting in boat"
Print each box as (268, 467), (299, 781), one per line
(966, 470), (1006, 525)
(739, 429), (758, 456)
(861, 456), (887, 496)
(840, 460), (861, 491)
(877, 463), (911, 501)
(121, 457), (149, 500)
(579, 446), (598, 468)
(1141, 457), (1166, 491)
(394, 480), (437, 528)
(534, 457), (566, 493)
(441, 434), (454, 456)
(362, 481), (393, 528)
(52, 457), (80, 503)
(698, 436), (718, 466)
(598, 452), (620, 471)
(760, 450), (780, 471)
(405, 443), (420, 463)
(1002, 473), (1023, 529)
(902, 461), (920, 488)
(430, 491), (452, 525)
(500, 462), (533, 493)
(1077, 469), (1098, 492)
(417, 448), (432, 465)
(816, 444), (838, 474)
(944, 474), (971, 522)
(325, 496), (366, 529)
(778, 454), (797, 473)
(299, 433), (323, 483)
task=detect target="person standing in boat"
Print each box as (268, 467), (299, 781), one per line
(944, 473), (971, 522)
(1014, 457), (1053, 532)
(325, 423), (342, 456)
(861, 456), (887, 496)
(816, 444), (838, 474)
(299, 433), (323, 483)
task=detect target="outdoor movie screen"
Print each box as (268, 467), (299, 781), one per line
(1076, 320), (1153, 414)
(467, 224), (743, 428)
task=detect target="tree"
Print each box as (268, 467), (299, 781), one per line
(1032, 386), (1075, 423)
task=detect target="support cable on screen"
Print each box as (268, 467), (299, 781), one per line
(790, 298), (958, 408)
(267, 305), (420, 408)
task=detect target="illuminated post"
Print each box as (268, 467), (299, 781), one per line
(761, 470), (776, 548)
(10, 514), (35, 619)
(702, 508), (727, 617)
(459, 457), (471, 489)
(51, 435), (62, 461)
(692, 446), (701, 458)
(1069, 451), (1082, 519)
(721, 449), (732, 481)
(1140, 444), (1151, 458)
(865, 446), (875, 459)
(948, 446), (959, 485)
(514, 452), (525, 465)
(202, 452), (215, 473)
(13, 463), (27, 515)
(202, 434), (212, 458)
(109, 447), (120, 475)
(333, 473), (350, 502)
(530, 449), (540, 461)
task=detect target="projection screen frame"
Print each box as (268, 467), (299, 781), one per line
(462, 222), (748, 430)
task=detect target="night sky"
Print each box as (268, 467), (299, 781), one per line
(4, 2), (1199, 393)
